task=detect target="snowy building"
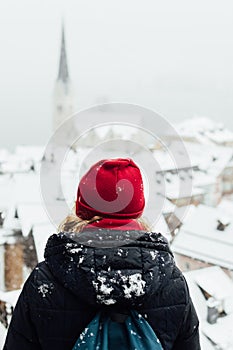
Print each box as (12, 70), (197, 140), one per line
(16, 203), (57, 263)
(0, 146), (44, 175)
(0, 220), (24, 292)
(32, 223), (57, 263)
(175, 117), (233, 147)
(0, 171), (43, 278)
(185, 142), (233, 202)
(192, 171), (221, 207)
(0, 202), (56, 292)
(0, 322), (6, 348)
(153, 141), (233, 208)
(165, 204), (196, 237)
(0, 289), (21, 344)
(0, 168), (51, 290)
(171, 204), (233, 271)
(150, 214), (172, 242)
(166, 182), (205, 207)
(152, 146), (205, 207)
(184, 266), (233, 349)
(154, 168), (205, 207)
(0, 153), (34, 174)
(15, 145), (45, 172)
(218, 198), (233, 218)
(221, 158), (233, 194)
(0, 289), (20, 327)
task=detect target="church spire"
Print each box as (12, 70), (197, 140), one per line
(53, 21), (74, 132)
(57, 23), (69, 83)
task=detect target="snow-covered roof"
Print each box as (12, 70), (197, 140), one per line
(192, 171), (217, 187)
(187, 266), (233, 313)
(72, 108), (142, 145)
(171, 205), (233, 269)
(206, 129), (233, 144)
(0, 229), (6, 245)
(0, 148), (10, 162)
(2, 204), (21, 236)
(0, 290), (21, 348)
(184, 269), (208, 323)
(184, 142), (233, 177)
(161, 197), (176, 215)
(94, 125), (137, 140)
(0, 145), (45, 174)
(13, 173), (41, 202)
(0, 154), (34, 174)
(173, 204), (196, 224)
(0, 323), (6, 349)
(17, 203), (50, 237)
(177, 117), (222, 134)
(176, 117), (233, 145)
(184, 266), (233, 349)
(32, 223), (56, 262)
(202, 314), (233, 349)
(198, 278), (233, 315)
(0, 175), (15, 209)
(15, 145), (45, 163)
(154, 139), (233, 177)
(152, 141), (233, 198)
(0, 289), (21, 307)
(0, 173), (41, 210)
(62, 147), (91, 172)
(199, 334), (216, 350)
(153, 147), (196, 172)
(0, 173), (44, 236)
(164, 181), (204, 200)
(2, 216), (21, 233)
(151, 214), (171, 242)
(218, 199), (233, 218)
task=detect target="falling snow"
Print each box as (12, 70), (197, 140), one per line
(95, 276), (114, 295)
(69, 247), (82, 254)
(38, 283), (54, 298)
(117, 248), (124, 256)
(150, 251), (157, 260)
(121, 273), (146, 299)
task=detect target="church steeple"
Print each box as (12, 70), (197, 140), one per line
(57, 23), (69, 83)
(53, 22), (74, 131)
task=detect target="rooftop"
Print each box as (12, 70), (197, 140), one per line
(171, 204), (233, 269)
(32, 223), (56, 262)
(184, 266), (233, 349)
(176, 117), (233, 145)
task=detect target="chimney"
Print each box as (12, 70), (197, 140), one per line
(1, 215), (24, 291)
(206, 297), (219, 324)
(217, 219), (230, 231)
(4, 237), (24, 291)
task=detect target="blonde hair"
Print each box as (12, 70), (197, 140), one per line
(58, 213), (102, 234)
(58, 206), (150, 233)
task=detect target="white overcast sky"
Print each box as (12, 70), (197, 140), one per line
(0, 0), (233, 149)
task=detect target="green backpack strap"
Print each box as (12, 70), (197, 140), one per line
(125, 311), (163, 350)
(73, 310), (163, 350)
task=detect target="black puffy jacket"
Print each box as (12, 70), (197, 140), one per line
(3, 229), (200, 350)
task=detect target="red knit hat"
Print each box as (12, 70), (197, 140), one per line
(76, 158), (145, 220)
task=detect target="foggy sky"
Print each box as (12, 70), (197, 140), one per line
(0, 0), (233, 150)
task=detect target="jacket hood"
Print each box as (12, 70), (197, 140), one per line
(44, 229), (174, 308)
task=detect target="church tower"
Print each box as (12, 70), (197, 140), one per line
(53, 24), (74, 132)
